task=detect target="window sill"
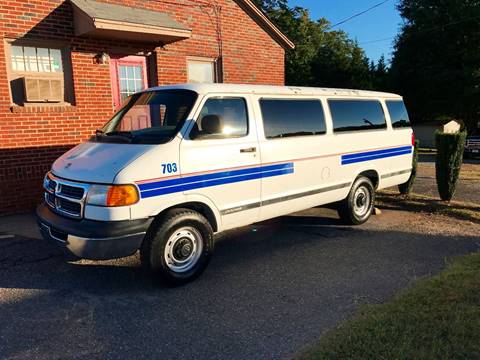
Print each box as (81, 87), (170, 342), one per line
(10, 103), (76, 113)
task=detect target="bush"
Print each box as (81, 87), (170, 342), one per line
(435, 130), (467, 201)
(398, 139), (420, 195)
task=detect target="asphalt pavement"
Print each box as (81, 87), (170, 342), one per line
(0, 208), (479, 359)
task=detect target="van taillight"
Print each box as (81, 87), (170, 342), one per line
(411, 132), (415, 146)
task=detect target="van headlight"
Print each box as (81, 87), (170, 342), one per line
(86, 184), (140, 207)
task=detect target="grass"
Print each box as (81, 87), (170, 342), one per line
(299, 253), (480, 360)
(460, 168), (480, 180)
(376, 191), (480, 223)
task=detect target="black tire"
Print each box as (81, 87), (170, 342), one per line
(141, 208), (214, 286)
(337, 176), (375, 225)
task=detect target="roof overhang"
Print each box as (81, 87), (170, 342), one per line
(70, 0), (192, 45)
(236, 0), (295, 50)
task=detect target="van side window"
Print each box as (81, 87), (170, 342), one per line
(386, 100), (411, 128)
(260, 99), (326, 139)
(329, 100), (387, 133)
(190, 98), (248, 139)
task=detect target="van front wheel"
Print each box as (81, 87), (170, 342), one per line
(141, 209), (214, 286)
(338, 176), (375, 225)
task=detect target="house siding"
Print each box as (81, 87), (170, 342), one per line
(0, 0), (285, 214)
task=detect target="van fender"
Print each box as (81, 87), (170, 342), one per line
(144, 193), (223, 232)
(351, 167), (380, 189)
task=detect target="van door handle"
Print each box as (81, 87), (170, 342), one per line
(240, 147), (256, 153)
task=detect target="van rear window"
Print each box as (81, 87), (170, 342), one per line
(260, 99), (326, 139)
(386, 100), (411, 128)
(329, 100), (387, 133)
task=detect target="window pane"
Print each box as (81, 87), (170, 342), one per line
(102, 90), (198, 142)
(11, 46), (25, 71)
(119, 65), (127, 79)
(50, 49), (63, 72)
(135, 79), (143, 92)
(37, 48), (51, 72)
(329, 100), (387, 132)
(126, 66), (133, 79)
(192, 98), (248, 139)
(188, 61), (214, 83)
(260, 99), (326, 139)
(24, 47), (38, 72)
(386, 100), (411, 128)
(128, 79), (135, 93)
(11, 46), (63, 73)
(120, 78), (127, 90)
(119, 65), (144, 97)
(133, 66), (142, 80)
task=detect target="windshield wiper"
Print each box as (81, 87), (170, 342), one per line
(105, 130), (134, 139)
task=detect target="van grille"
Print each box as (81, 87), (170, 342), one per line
(44, 173), (89, 219)
(59, 184), (85, 200)
(57, 198), (82, 215)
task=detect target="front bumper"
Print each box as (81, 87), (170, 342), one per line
(36, 203), (153, 260)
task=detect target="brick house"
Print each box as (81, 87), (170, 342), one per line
(0, 0), (293, 215)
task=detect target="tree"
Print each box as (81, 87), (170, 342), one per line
(253, 1), (374, 89)
(251, 0), (288, 13)
(390, 0), (480, 132)
(371, 55), (389, 91)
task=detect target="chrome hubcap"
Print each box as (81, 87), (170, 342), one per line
(353, 186), (371, 217)
(164, 227), (203, 273)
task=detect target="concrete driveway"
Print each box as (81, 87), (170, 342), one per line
(0, 207), (479, 360)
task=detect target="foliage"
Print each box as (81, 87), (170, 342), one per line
(390, 0), (480, 132)
(299, 252), (480, 359)
(398, 139), (419, 195)
(435, 131), (467, 201)
(251, 0), (386, 89)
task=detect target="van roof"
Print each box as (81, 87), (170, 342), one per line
(144, 83), (402, 99)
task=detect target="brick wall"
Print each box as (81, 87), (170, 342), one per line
(0, 0), (285, 215)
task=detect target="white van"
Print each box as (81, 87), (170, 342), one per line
(37, 84), (414, 284)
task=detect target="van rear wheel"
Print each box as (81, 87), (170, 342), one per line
(141, 208), (214, 286)
(338, 176), (375, 225)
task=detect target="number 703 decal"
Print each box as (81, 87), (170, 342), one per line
(162, 163), (178, 174)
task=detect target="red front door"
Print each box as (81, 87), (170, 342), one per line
(110, 55), (148, 109)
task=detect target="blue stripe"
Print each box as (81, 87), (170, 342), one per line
(342, 146), (412, 161)
(138, 163), (292, 192)
(342, 147), (412, 165)
(141, 166), (293, 199)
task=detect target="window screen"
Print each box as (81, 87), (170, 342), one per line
(191, 98), (248, 139)
(188, 60), (215, 84)
(386, 100), (411, 128)
(260, 99), (326, 139)
(329, 100), (387, 132)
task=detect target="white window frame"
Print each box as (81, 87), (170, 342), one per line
(4, 39), (74, 106)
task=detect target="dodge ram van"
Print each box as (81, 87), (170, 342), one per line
(37, 84), (414, 284)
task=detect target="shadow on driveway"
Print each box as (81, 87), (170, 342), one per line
(0, 210), (479, 359)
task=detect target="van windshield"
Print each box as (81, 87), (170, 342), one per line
(92, 90), (198, 144)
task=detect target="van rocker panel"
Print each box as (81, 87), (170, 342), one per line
(36, 203), (153, 260)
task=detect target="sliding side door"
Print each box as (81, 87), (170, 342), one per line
(255, 97), (348, 221)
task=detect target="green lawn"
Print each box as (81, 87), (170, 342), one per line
(300, 253), (480, 360)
